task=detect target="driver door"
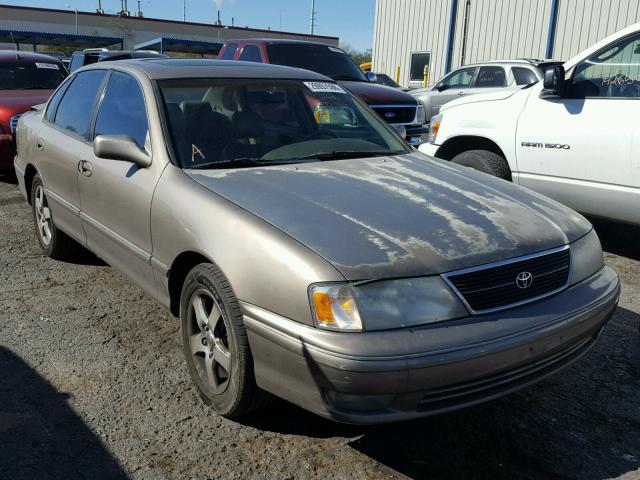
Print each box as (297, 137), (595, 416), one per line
(429, 66), (477, 118)
(516, 31), (640, 224)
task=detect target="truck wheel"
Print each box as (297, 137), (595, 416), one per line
(31, 174), (78, 260)
(180, 263), (271, 418)
(451, 150), (512, 181)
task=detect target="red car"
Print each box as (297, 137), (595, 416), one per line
(218, 39), (428, 145)
(0, 51), (67, 173)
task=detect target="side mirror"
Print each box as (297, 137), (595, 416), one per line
(540, 65), (565, 99)
(94, 135), (151, 168)
(391, 124), (407, 139)
(365, 72), (378, 83)
(436, 83), (448, 92)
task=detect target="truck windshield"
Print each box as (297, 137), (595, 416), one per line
(159, 78), (409, 169)
(266, 44), (368, 82)
(0, 61), (66, 90)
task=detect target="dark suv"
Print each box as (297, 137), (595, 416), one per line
(219, 39), (428, 145)
(0, 51), (66, 173)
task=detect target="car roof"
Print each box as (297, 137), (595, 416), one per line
(79, 58), (332, 81)
(226, 38), (341, 48)
(0, 50), (64, 63)
(455, 59), (561, 68)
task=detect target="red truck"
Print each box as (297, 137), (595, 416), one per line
(0, 51), (67, 174)
(218, 39), (428, 145)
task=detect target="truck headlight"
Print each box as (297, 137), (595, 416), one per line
(416, 103), (426, 124)
(569, 229), (604, 285)
(428, 114), (442, 143)
(310, 277), (468, 332)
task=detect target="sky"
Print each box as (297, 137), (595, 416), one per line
(3, 0), (376, 50)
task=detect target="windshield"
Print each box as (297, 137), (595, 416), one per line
(159, 78), (409, 169)
(266, 44), (368, 82)
(375, 74), (401, 88)
(0, 60), (66, 90)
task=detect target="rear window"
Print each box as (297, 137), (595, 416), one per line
(266, 44), (367, 82)
(220, 43), (238, 60)
(0, 60), (66, 90)
(239, 45), (262, 62)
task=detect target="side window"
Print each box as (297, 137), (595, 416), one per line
(512, 67), (538, 86)
(442, 67), (476, 89)
(54, 70), (107, 138)
(94, 71), (149, 149)
(45, 79), (71, 123)
(220, 43), (238, 60)
(239, 45), (262, 63)
(474, 66), (507, 87)
(570, 32), (640, 98)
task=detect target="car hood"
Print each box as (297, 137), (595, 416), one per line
(187, 153), (590, 280)
(0, 89), (53, 128)
(339, 80), (418, 105)
(442, 87), (523, 111)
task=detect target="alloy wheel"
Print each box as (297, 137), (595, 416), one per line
(34, 184), (52, 246)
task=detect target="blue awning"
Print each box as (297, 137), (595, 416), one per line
(134, 37), (222, 56)
(0, 29), (123, 49)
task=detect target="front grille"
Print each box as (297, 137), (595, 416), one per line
(369, 105), (416, 124)
(444, 247), (570, 313)
(9, 114), (22, 134)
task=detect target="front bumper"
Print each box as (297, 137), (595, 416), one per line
(0, 134), (16, 170)
(242, 266), (619, 424)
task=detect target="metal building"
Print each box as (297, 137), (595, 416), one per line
(372, 0), (640, 87)
(0, 4), (338, 53)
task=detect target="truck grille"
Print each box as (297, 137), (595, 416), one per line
(369, 105), (416, 125)
(443, 246), (571, 314)
(9, 114), (22, 134)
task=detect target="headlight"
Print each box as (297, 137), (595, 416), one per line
(428, 114), (442, 143)
(416, 103), (426, 124)
(570, 229), (604, 285)
(310, 277), (468, 332)
(310, 284), (362, 331)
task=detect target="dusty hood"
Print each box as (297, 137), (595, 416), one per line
(187, 154), (590, 280)
(443, 88), (524, 110)
(339, 80), (418, 106)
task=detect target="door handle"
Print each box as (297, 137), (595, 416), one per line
(457, 91), (466, 96)
(78, 160), (93, 177)
(36, 138), (45, 151)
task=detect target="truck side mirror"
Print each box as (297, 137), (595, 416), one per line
(436, 83), (448, 92)
(540, 65), (565, 99)
(365, 72), (378, 83)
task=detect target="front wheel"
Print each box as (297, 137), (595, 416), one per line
(451, 149), (512, 181)
(179, 263), (271, 418)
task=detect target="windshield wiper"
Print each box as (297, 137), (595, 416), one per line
(292, 150), (405, 161)
(188, 157), (313, 170)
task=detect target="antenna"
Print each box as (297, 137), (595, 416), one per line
(309, 0), (317, 34)
(119, 0), (130, 16)
(136, 0), (142, 17)
(216, 10), (222, 26)
(183, 0), (186, 22)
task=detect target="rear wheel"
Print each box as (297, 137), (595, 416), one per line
(451, 149), (512, 181)
(31, 174), (77, 260)
(179, 263), (271, 417)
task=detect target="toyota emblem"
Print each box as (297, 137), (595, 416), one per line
(515, 271), (533, 289)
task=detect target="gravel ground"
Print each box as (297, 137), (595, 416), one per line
(1, 175), (639, 480)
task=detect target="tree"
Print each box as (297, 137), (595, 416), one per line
(340, 43), (372, 66)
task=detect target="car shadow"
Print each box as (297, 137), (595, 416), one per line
(0, 346), (128, 479)
(590, 217), (640, 261)
(0, 170), (18, 185)
(242, 306), (640, 479)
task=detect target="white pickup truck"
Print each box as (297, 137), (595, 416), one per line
(419, 23), (640, 225)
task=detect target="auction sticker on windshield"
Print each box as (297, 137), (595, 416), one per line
(304, 82), (347, 94)
(35, 63), (60, 70)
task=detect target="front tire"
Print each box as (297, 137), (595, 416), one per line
(179, 263), (271, 418)
(451, 149), (512, 181)
(31, 174), (77, 260)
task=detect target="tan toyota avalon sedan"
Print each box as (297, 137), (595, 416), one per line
(14, 59), (619, 424)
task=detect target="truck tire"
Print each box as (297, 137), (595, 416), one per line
(451, 150), (512, 181)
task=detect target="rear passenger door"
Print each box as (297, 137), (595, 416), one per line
(38, 69), (108, 243)
(77, 70), (162, 294)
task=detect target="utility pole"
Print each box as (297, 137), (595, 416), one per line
(136, 0), (143, 17)
(183, 0), (186, 22)
(66, 4), (78, 34)
(309, 0), (316, 35)
(96, 0), (104, 14)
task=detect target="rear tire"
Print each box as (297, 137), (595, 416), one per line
(30, 174), (78, 260)
(179, 262), (271, 418)
(451, 149), (512, 181)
